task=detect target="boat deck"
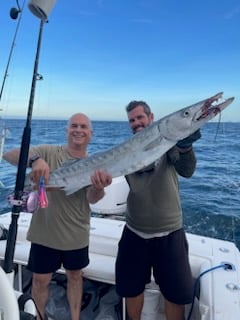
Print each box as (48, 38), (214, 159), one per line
(1, 212), (240, 319)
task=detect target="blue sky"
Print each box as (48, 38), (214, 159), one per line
(0, 0), (239, 121)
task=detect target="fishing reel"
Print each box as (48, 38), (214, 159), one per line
(10, 0), (21, 20)
(8, 177), (48, 213)
(8, 191), (39, 213)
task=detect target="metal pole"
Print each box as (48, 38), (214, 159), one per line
(3, 19), (45, 274)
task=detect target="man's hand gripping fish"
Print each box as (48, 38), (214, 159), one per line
(26, 92), (234, 195)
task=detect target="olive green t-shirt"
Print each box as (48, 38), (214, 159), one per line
(27, 145), (90, 250)
(125, 148), (196, 234)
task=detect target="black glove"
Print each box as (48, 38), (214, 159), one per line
(176, 129), (201, 149)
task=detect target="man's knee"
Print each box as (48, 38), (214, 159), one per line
(66, 269), (83, 283)
(32, 273), (52, 289)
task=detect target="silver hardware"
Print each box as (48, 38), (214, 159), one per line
(219, 247), (230, 253)
(221, 262), (236, 271)
(226, 283), (240, 291)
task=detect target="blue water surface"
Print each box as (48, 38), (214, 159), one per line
(0, 119), (239, 248)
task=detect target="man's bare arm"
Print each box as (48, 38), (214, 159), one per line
(3, 148), (21, 166)
(3, 149), (38, 167)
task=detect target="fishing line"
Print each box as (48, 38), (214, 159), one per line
(0, 0), (26, 106)
(215, 114), (237, 246)
(222, 122), (237, 245)
(0, 0), (26, 186)
(213, 96), (229, 142)
(213, 112), (221, 142)
(207, 94), (238, 245)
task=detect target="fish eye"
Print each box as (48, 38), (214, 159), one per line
(183, 110), (190, 117)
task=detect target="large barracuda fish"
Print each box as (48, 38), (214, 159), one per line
(47, 92), (234, 195)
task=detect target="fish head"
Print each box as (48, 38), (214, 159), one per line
(158, 92), (234, 142)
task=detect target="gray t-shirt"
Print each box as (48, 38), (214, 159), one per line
(27, 145), (91, 250)
(125, 147), (196, 234)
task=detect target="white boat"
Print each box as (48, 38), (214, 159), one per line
(1, 0), (239, 317)
(0, 176), (240, 320)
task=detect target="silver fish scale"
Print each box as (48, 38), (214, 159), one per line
(40, 93), (235, 195)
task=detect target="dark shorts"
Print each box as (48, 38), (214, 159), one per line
(115, 226), (193, 304)
(27, 243), (89, 274)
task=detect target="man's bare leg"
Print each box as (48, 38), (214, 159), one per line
(126, 292), (144, 320)
(66, 269), (83, 320)
(165, 299), (185, 320)
(31, 272), (52, 320)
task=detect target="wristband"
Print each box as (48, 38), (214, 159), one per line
(29, 155), (41, 168)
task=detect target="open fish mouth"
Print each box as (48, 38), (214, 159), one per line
(195, 92), (234, 121)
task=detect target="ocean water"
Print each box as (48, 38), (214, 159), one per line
(0, 119), (240, 249)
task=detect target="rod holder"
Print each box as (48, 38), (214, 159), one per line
(28, 0), (56, 20)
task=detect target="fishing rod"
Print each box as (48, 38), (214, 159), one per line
(0, 0), (26, 103)
(0, 0), (25, 175)
(2, 0), (57, 276)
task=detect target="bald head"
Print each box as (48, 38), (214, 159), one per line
(67, 113), (92, 130)
(67, 113), (93, 150)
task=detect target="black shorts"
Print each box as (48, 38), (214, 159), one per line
(27, 243), (89, 274)
(115, 226), (193, 304)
